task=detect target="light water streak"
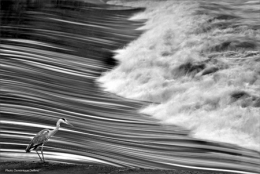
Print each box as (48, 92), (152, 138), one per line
(0, 1), (259, 173)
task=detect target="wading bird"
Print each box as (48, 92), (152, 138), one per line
(25, 118), (73, 162)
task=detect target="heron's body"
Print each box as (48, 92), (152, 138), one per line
(25, 118), (73, 162)
(26, 129), (50, 153)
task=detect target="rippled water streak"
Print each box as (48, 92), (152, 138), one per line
(0, 1), (260, 173)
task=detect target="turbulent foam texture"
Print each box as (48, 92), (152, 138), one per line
(98, 0), (260, 151)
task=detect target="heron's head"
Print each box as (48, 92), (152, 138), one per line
(60, 118), (73, 127)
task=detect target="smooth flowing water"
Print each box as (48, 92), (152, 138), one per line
(0, 1), (259, 173)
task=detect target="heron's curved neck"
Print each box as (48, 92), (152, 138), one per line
(49, 119), (61, 137)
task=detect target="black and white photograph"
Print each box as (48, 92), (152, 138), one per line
(0, 0), (259, 173)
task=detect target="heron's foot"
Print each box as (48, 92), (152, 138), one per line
(42, 161), (49, 165)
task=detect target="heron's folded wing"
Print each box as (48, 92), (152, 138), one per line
(31, 129), (50, 145)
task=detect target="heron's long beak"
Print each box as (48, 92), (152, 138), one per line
(66, 121), (74, 127)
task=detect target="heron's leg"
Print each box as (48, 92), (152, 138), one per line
(41, 144), (45, 162)
(36, 149), (42, 162)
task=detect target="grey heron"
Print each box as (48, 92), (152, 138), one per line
(25, 118), (73, 162)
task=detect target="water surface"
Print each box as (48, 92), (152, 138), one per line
(0, 1), (259, 173)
